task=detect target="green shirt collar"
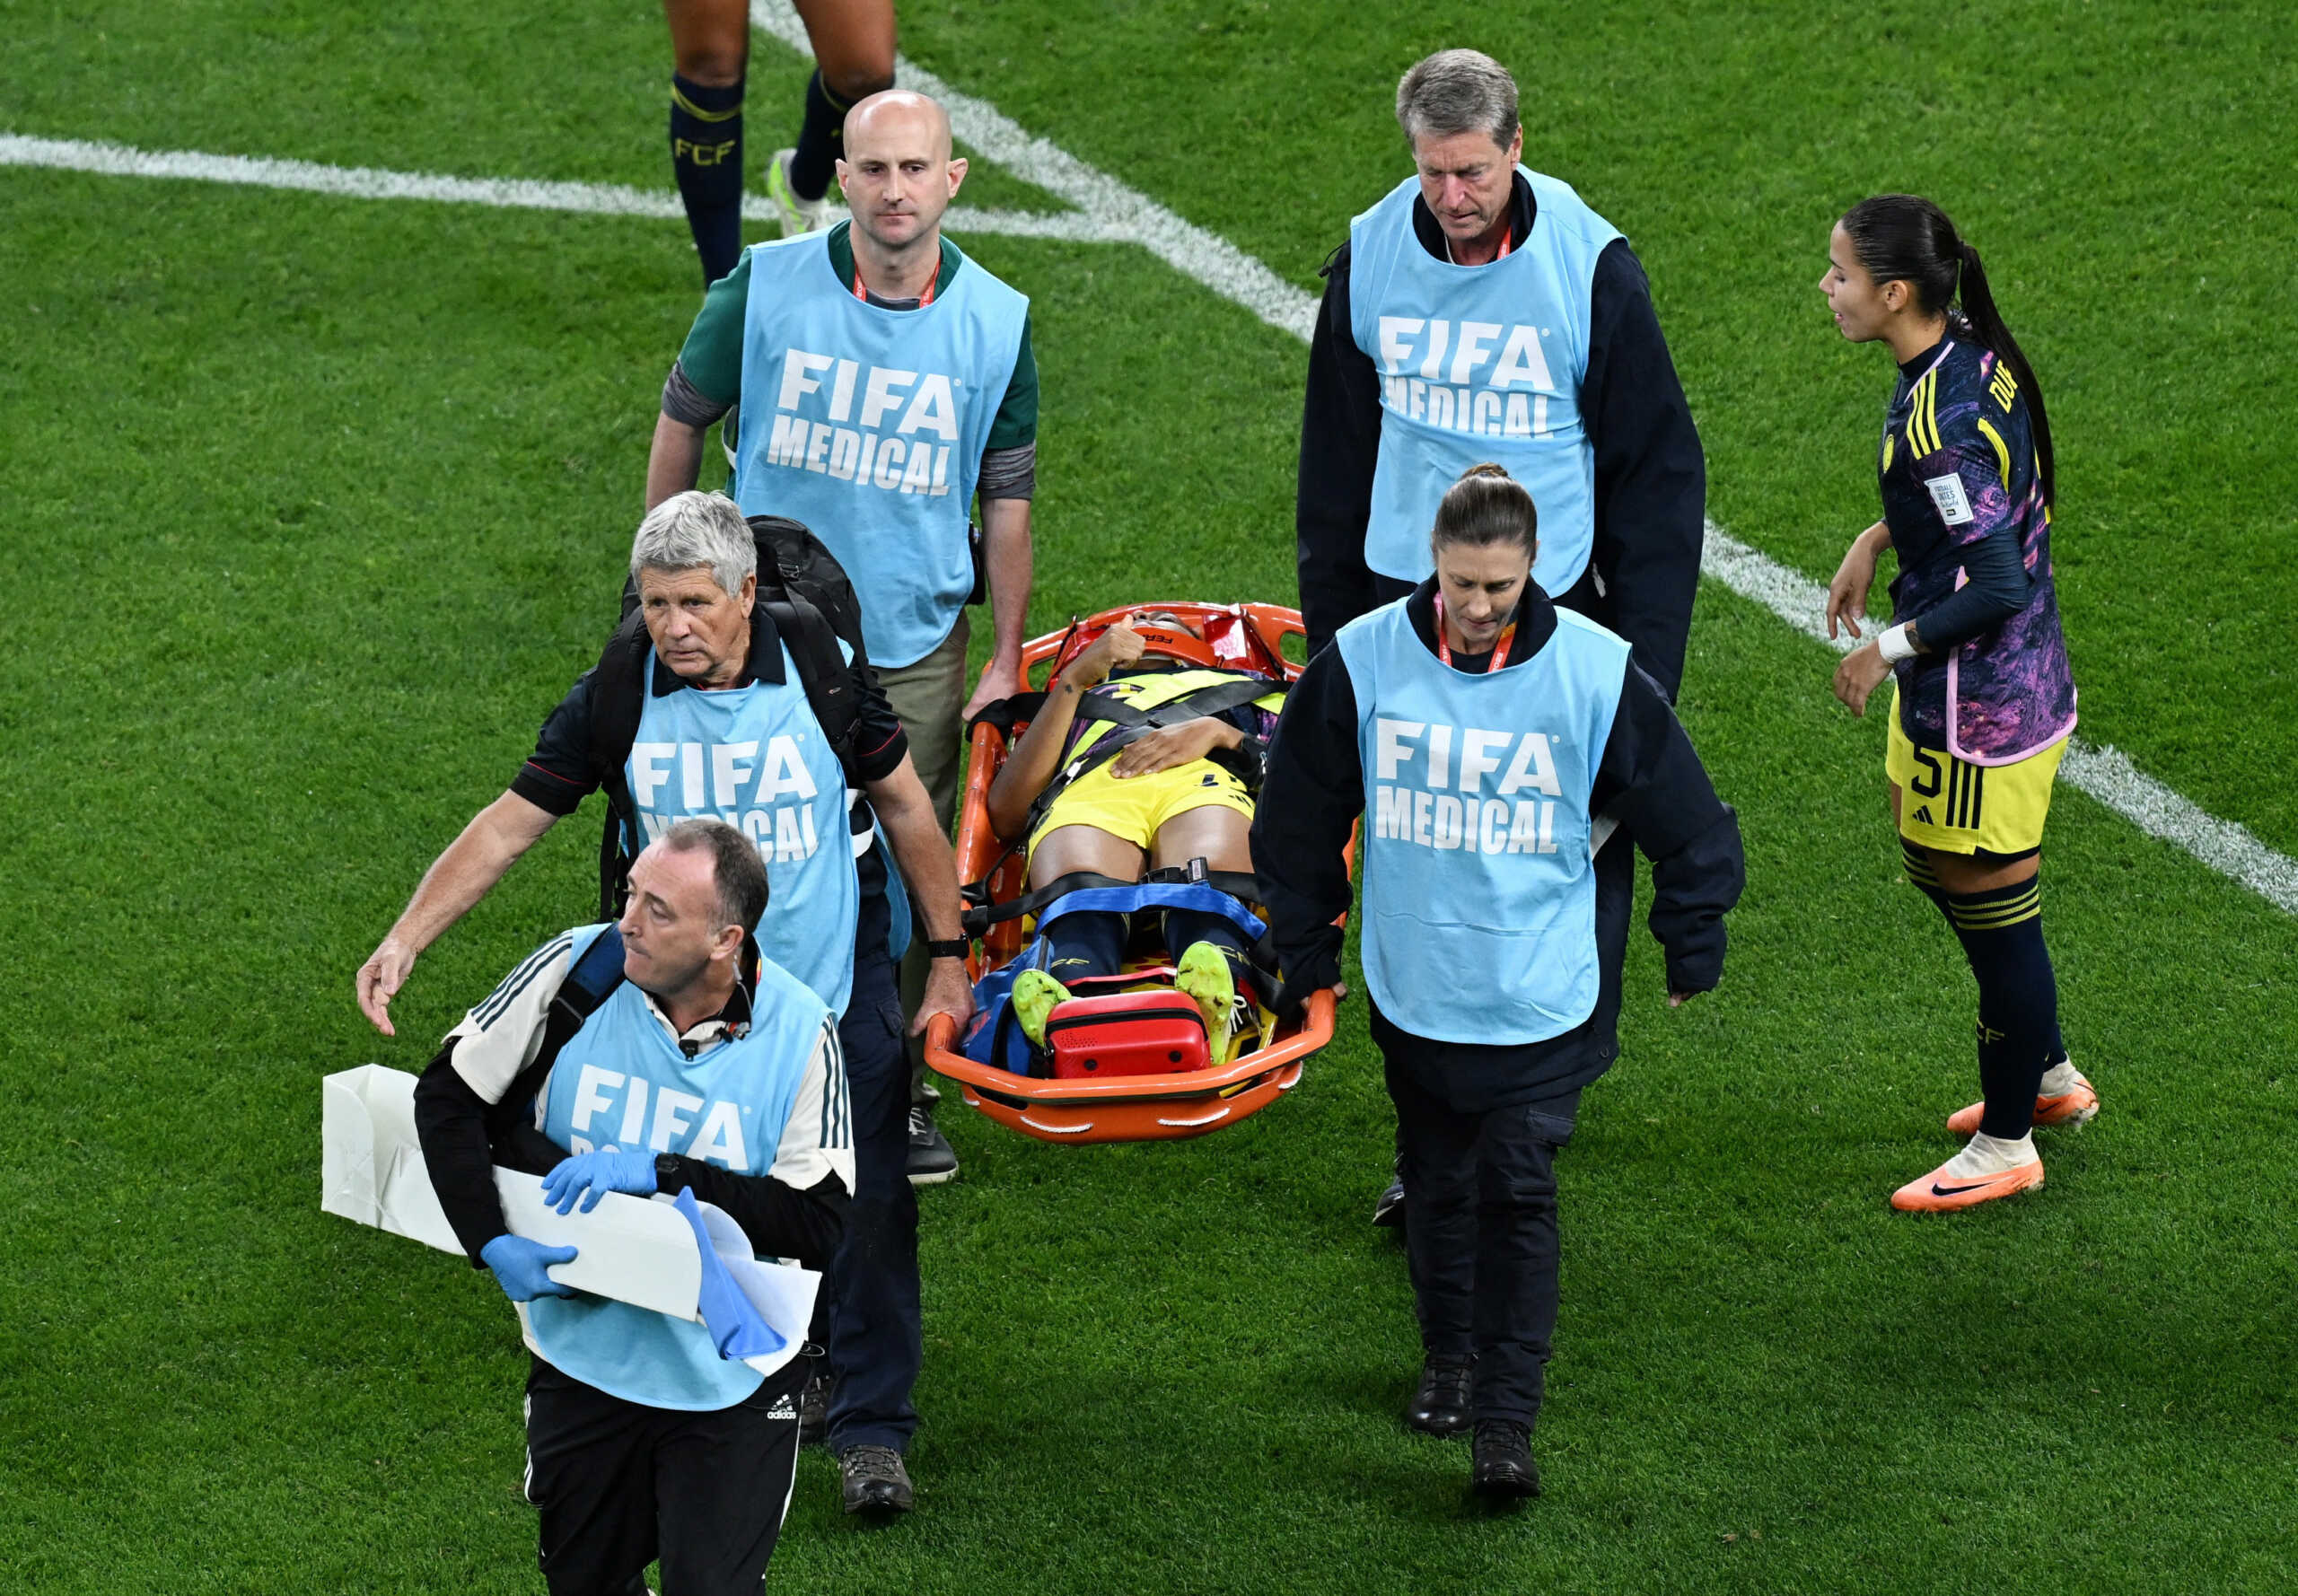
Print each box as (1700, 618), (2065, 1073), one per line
(826, 219), (962, 303)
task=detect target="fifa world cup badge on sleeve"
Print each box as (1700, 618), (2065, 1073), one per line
(1925, 474), (1975, 525)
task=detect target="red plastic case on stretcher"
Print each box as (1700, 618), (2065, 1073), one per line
(1046, 991), (1212, 1079)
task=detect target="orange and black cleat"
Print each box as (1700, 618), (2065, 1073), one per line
(1890, 1154), (2044, 1212)
(1945, 1069), (2100, 1136)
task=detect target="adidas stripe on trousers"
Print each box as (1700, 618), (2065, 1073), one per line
(523, 1355), (803, 1596)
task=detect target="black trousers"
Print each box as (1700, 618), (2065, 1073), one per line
(825, 944), (923, 1452)
(523, 1355), (802, 1596)
(1381, 1055), (1582, 1430)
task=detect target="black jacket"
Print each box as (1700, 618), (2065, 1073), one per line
(1250, 582), (1743, 1104)
(1296, 175), (1706, 699)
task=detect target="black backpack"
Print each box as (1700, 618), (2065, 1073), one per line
(589, 513), (872, 919)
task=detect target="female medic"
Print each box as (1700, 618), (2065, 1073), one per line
(1253, 464), (1743, 1500)
(1820, 194), (2092, 1214)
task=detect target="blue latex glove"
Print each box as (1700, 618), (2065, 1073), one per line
(479, 1234), (579, 1302)
(540, 1148), (658, 1215)
(671, 1187), (786, 1361)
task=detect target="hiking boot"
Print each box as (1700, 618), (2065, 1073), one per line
(838, 1444), (914, 1514)
(1470, 1420), (1539, 1499)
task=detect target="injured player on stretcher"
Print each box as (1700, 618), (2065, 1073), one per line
(982, 610), (1287, 1050)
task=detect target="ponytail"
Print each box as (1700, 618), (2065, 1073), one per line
(1841, 195), (2056, 506)
(1431, 462), (1538, 557)
(1953, 241), (2055, 507)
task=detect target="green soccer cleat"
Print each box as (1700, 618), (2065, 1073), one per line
(764, 147), (829, 238)
(1011, 969), (1073, 1048)
(1174, 941), (1240, 1047)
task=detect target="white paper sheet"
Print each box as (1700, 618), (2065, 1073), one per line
(321, 1065), (818, 1375)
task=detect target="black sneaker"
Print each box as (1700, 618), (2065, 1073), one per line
(798, 1370), (830, 1449)
(1405, 1356), (1475, 1435)
(1372, 1150), (1407, 1228)
(1470, 1420), (1539, 1499)
(838, 1443), (915, 1514)
(1371, 1177), (1407, 1228)
(907, 1107), (958, 1186)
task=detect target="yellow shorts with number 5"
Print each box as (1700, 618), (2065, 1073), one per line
(1886, 687), (2066, 857)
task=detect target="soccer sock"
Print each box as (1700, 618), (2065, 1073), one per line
(1044, 910), (1127, 983)
(1163, 907), (1254, 987)
(2039, 1057), (2081, 1096)
(1900, 839), (1953, 914)
(1942, 1128), (2039, 1179)
(670, 74), (745, 284)
(788, 68), (875, 201)
(1943, 877), (2058, 1140)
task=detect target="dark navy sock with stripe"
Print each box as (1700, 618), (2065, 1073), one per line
(670, 74), (744, 284)
(1943, 877), (2058, 1139)
(1163, 907), (1254, 985)
(788, 68), (868, 201)
(1900, 839), (1952, 913)
(1045, 910), (1127, 984)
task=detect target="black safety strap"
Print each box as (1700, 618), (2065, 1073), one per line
(1072, 676), (1276, 731)
(1017, 677), (1282, 842)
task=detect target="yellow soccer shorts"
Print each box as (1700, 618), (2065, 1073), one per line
(1885, 687), (2066, 856)
(1027, 758), (1256, 870)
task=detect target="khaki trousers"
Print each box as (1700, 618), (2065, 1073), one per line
(873, 614), (971, 1102)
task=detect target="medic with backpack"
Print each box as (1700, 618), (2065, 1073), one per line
(355, 490), (969, 1514)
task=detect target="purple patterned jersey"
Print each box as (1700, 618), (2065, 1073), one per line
(1880, 337), (2077, 763)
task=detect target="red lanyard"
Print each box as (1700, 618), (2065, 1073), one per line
(1433, 594), (1514, 669)
(1446, 225), (1514, 265)
(853, 267), (935, 307)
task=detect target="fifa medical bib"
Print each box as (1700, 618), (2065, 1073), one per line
(1348, 168), (1619, 594)
(732, 232), (1029, 668)
(1336, 601), (1628, 1045)
(528, 925), (836, 1411)
(626, 645), (859, 1013)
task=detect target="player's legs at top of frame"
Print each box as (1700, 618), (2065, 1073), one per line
(664, 0), (899, 285)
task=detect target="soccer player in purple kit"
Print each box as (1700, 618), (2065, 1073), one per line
(1820, 194), (2094, 1213)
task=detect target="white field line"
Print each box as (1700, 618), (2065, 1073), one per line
(0, 133), (1112, 241)
(750, 0), (1316, 340)
(7, 79), (2294, 916)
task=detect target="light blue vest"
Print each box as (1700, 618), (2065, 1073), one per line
(528, 924), (834, 1411)
(627, 643), (857, 1013)
(1336, 601), (1629, 1045)
(1348, 169), (1620, 594)
(732, 232), (1030, 668)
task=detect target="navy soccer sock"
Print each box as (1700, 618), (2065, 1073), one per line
(1162, 907), (1254, 987)
(788, 68), (878, 201)
(1044, 910), (1127, 985)
(1943, 877), (2058, 1140)
(670, 74), (745, 284)
(1900, 839), (1952, 914)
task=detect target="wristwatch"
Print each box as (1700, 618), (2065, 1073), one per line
(925, 938), (969, 960)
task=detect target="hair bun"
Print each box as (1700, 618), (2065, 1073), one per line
(1461, 461), (1513, 481)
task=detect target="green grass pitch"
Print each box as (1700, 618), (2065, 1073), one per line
(4, 2), (2295, 1592)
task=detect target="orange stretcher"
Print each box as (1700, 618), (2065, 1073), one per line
(920, 601), (1343, 1144)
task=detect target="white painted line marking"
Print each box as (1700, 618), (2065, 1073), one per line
(8, 61), (2294, 914)
(750, 0), (1317, 341)
(0, 133), (1112, 241)
(1698, 522), (2298, 913)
